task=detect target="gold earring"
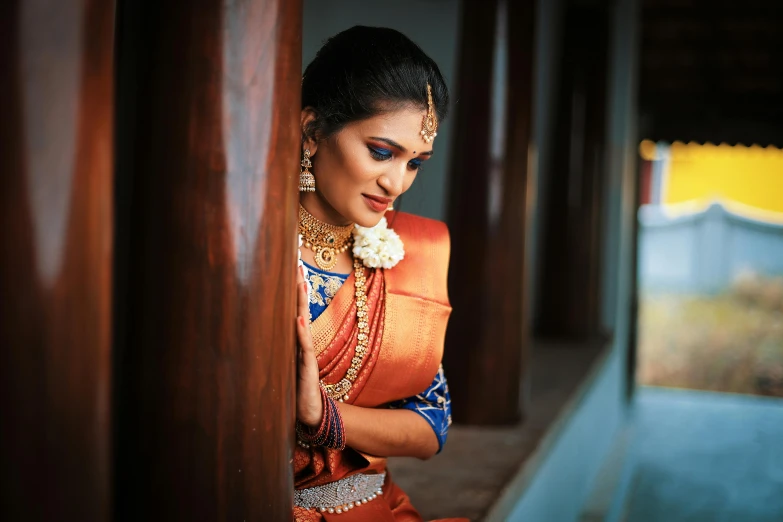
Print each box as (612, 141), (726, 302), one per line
(299, 149), (315, 192)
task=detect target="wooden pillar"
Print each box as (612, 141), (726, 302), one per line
(113, 1), (302, 519)
(537, 0), (610, 341)
(444, 0), (537, 425)
(0, 1), (115, 520)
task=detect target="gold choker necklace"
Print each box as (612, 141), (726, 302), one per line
(299, 204), (354, 271)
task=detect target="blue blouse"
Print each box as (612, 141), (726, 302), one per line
(303, 261), (452, 453)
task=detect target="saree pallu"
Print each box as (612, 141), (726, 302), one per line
(294, 212), (465, 522)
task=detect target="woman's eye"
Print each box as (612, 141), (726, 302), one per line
(368, 146), (392, 161)
(408, 159), (423, 171)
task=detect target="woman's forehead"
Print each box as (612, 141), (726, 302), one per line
(353, 107), (434, 149)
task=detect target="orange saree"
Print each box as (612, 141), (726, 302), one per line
(293, 212), (465, 522)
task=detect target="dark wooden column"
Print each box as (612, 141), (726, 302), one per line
(537, 0), (610, 341)
(114, 1), (301, 520)
(0, 1), (115, 520)
(444, 0), (537, 425)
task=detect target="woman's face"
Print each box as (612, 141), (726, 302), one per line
(301, 105), (435, 228)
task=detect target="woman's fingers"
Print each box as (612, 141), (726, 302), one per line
(297, 267), (309, 324)
(296, 314), (323, 426)
(295, 267), (323, 426)
(296, 316), (316, 362)
(295, 267), (315, 371)
(297, 283), (310, 330)
(297, 317), (319, 389)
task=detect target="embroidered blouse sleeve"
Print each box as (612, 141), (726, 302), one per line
(388, 365), (452, 453)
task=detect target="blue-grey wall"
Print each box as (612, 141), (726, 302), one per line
(496, 0), (640, 518)
(639, 202), (783, 293)
(503, 352), (627, 522)
(302, 0), (461, 221)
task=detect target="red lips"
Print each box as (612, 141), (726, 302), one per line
(362, 194), (392, 213)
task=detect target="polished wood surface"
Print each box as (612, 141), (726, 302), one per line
(537, 0), (610, 341)
(444, 0), (537, 425)
(114, 0), (302, 519)
(0, 1), (115, 519)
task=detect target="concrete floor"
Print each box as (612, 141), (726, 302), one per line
(388, 341), (607, 521)
(622, 387), (783, 522)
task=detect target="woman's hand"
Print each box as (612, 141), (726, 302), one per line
(294, 266), (439, 459)
(296, 266), (324, 428)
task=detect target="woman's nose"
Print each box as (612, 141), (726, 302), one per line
(380, 164), (406, 196)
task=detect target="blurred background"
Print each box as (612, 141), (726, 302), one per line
(1, 0), (781, 521)
(636, 140), (783, 397)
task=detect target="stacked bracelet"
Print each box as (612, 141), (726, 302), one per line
(296, 384), (346, 450)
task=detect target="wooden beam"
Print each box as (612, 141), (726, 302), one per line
(0, 1), (115, 519)
(113, 0), (302, 519)
(444, 0), (537, 425)
(536, 0), (610, 341)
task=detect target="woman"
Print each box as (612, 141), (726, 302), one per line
(293, 26), (464, 522)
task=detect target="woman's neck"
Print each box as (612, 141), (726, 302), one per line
(299, 192), (352, 227)
(298, 193), (355, 274)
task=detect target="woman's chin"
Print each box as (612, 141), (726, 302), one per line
(353, 211), (386, 229)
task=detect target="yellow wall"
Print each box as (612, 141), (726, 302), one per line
(663, 142), (783, 216)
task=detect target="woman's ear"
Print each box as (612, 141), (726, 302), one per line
(301, 108), (319, 156)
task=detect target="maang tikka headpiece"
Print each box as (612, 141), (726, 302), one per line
(420, 83), (438, 144)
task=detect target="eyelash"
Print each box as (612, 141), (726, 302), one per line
(368, 146), (423, 171)
(368, 146), (392, 161)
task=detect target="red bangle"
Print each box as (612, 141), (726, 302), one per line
(297, 384), (345, 450)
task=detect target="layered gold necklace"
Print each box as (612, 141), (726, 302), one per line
(322, 257), (368, 402)
(298, 204), (354, 271)
(299, 204), (369, 402)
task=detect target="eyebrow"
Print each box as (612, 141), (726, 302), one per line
(369, 137), (433, 156)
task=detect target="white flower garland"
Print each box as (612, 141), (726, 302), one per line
(297, 216), (405, 274)
(352, 217), (405, 269)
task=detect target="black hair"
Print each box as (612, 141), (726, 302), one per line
(302, 26), (449, 141)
